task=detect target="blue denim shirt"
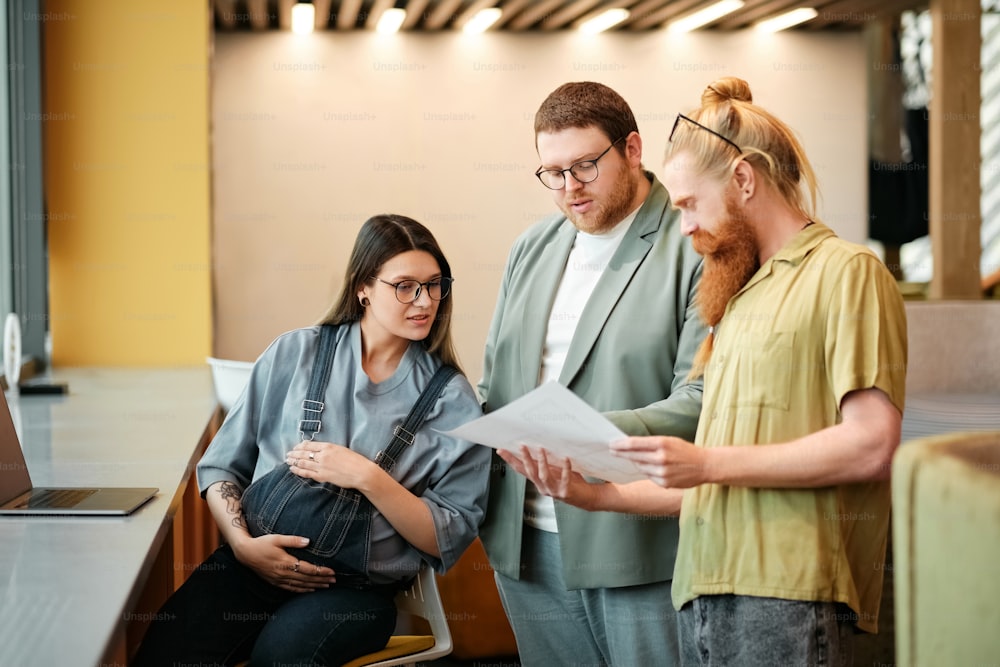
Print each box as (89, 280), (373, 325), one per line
(197, 323), (490, 582)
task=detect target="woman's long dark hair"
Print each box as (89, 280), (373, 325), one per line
(318, 214), (462, 371)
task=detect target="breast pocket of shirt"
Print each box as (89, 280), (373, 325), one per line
(732, 331), (795, 410)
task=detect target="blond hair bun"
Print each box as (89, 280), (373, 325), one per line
(702, 77), (753, 105)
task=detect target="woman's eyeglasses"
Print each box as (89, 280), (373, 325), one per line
(373, 277), (454, 303)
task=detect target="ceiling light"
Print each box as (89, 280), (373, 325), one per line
(667, 0), (745, 33)
(755, 7), (819, 32)
(291, 2), (315, 34)
(578, 8), (630, 34)
(464, 7), (503, 34)
(376, 7), (407, 34)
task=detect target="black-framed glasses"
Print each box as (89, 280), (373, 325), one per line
(534, 136), (625, 190)
(373, 276), (453, 303)
(670, 114), (742, 154)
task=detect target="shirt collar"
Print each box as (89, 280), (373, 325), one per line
(768, 220), (835, 267)
(731, 221), (836, 300)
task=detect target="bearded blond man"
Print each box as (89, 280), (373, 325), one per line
(612, 77), (907, 665)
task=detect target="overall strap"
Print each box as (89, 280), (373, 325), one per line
(298, 325), (339, 441)
(374, 364), (459, 473)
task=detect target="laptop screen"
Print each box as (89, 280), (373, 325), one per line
(0, 390), (34, 506)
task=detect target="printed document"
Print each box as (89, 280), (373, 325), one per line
(443, 381), (646, 484)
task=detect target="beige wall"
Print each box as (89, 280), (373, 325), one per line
(212, 29), (867, 383)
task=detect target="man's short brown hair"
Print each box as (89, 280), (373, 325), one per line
(534, 81), (639, 152)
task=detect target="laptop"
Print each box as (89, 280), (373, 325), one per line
(0, 389), (158, 516)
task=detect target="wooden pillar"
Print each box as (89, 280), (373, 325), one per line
(929, 0), (983, 299)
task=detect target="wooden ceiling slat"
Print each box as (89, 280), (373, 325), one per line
(627, 0), (708, 29)
(570, 0), (651, 29)
(453, 0), (502, 30)
(246, 0), (271, 29)
(621, 0), (674, 28)
(278, 0), (296, 30)
(400, 0), (433, 29)
(424, 0), (468, 29)
(313, 0), (333, 29)
(336, 0), (363, 29)
(805, 0), (916, 29)
(364, 0), (395, 30)
(541, 0), (603, 29)
(493, 0), (540, 28)
(211, 0), (931, 31)
(213, 0), (238, 29)
(506, 0), (571, 30)
(713, 0), (805, 29)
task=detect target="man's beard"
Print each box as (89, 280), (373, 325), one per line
(692, 196), (760, 328)
(560, 162), (639, 235)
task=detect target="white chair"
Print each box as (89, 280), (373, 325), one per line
(342, 562), (453, 667)
(206, 356), (253, 411)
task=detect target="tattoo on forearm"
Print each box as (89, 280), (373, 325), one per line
(218, 481), (247, 530)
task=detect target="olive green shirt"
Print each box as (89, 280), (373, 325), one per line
(671, 223), (907, 633)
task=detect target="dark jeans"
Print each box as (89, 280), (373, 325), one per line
(131, 544), (397, 667)
(678, 595), (856, 667)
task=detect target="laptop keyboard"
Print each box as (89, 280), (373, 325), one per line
(24, 488), (98, 508)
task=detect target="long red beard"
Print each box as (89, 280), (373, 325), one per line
(688, 199), (760, 379)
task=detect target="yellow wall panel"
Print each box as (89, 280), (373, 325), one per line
(44, 0), (211, 365)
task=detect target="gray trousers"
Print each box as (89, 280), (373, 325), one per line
(678, 594), (856, 667)
(494, 525), (680, 667)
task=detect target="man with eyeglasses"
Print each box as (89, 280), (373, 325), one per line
(611, 77), (906, 665)
(477, 81), (707, 666)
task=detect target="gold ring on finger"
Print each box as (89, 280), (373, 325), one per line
(292, 560), (300, 573)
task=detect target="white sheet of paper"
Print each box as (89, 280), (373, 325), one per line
(442, 381), (646, 484)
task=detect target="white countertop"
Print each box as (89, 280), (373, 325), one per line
(0, 368), (216, 667)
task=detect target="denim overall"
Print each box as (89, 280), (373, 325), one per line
(242, 324), (457, 588)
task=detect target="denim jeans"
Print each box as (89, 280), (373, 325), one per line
(678, 594), (856, 667)
(131, 544), (397, 667)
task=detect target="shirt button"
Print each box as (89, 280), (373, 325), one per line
(696, 517), (705, 526)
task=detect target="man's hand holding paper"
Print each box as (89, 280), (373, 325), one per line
(442, 381), (647, 484)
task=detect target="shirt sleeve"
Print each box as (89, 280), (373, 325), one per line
(417, 373), (492, 572)
(823, 253), (907, 414)
(196, 344), (275, 495)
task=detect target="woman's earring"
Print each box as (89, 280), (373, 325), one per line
(360, 297), (370, 307)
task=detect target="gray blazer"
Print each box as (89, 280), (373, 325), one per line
(478, 172), (707, 589)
